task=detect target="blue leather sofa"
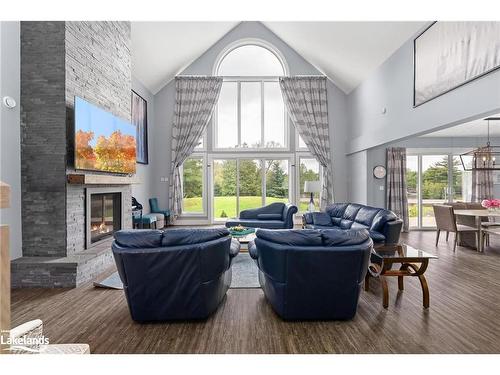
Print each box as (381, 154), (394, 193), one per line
(225, 202), (298, 229)
(112, 228), (240, 322)
(249, 228), (373, 320)
(303, 203), (403, 245)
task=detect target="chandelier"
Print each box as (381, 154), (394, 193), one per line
(460, 117), (500, 171)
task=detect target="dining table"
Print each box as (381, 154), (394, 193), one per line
(453, 209), (500, 252)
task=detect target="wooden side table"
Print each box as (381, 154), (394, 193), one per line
(364, 244), (438, 309)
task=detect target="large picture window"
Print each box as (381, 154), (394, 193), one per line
(214, 44), (287, 150)
(178, 40), (324, 222)
(181, 156), (206, 215)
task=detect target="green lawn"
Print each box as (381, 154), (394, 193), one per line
(183, 196), (315, 218)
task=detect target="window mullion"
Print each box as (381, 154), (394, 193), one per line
(237, 81), (241, 148)
(261, 159), (266, 206)
(236, 159), (240, 215)
(261, 80), (265, 148)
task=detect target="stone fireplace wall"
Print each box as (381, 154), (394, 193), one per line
(65, 21), (132, 255)
(16, 21), (132, 287)
(20, 22), (67, 257)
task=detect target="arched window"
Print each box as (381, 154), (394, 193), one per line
(217, 44), (285, 76)
(214, 42), (287, 149)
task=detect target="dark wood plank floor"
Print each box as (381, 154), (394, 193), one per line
(11, 231), (500, 353)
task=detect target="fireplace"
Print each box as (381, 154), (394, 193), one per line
(85, 188), (125, 248)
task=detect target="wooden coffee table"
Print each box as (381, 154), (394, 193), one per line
(364, 244), (438, 309)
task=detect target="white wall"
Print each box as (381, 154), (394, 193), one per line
(151, 21), (349, 212)
(0, 21), (22, 259)
(346, 23), (500, 209)
(347, 151), (368, 204)
(347, 24), (500, 155)
(131, 76), (155, 212)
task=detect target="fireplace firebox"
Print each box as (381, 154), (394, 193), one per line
(87, 192), (122, 246)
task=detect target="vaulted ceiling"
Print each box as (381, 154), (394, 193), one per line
(132, 21), (428, 95)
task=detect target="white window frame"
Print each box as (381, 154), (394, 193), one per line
(212, 77), (290, 152)
(295, 129), (310, 152)
(406, 151), (469, 230)
(212, 39), (290, 153)
(295, 153), (323, 214)
(180, 153), (208, 217)
(209, 153), (294, 222)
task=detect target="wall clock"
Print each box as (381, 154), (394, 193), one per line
(373, 165), (387, 179)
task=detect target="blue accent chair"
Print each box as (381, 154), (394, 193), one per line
(112, 228), (240, 322)
(225, 202), (298, 229)
(302, 203), (403, 245)
(149, 198), (171, 224)
(249, 228), (372, 320)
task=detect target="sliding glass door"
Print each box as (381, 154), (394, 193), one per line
(210, 156), (292, 222)
(409, 154), (469, 229)
(421, 155), (449, 227)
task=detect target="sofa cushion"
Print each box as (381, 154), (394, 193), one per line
(369, 210), (398, 232)
(304, 224), (335, 230)
(257, 213), (282, 220)
(114, 229), (163, 248)
(161, 227), (229, 247)
(312, 212), (333, 226)
(320, 228), (371, 247)
(351, 221), (369, 229)
(339, 219), (354, 229)
(354, 207), (380, 226)
(225, 219), (285, 229)
(369, 230), (386, 243)
(256, 229), (323, 246)
(343, 204), (363, 221)
(325, 203), (349, 218)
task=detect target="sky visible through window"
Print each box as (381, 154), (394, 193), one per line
(216, 44), (286, 149)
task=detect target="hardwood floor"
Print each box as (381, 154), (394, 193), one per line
(10, 231), (500, 353)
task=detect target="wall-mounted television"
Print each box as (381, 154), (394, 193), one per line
(74, 97), (136, 174)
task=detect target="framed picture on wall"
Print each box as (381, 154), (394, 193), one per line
(131, 90), (148, 164)
(414, 21), (500, 107)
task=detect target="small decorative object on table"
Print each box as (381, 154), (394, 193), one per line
(228, 225), (255, 237)
(481, 199), (500, 212)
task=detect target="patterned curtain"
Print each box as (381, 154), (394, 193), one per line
(386, 147), (409, 232)
(471, 169), (493, 202)
(279, 76), (333, 209)
(169, 76), (222, 222)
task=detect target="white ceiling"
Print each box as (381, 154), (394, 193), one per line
(132, 21), (428, 95)
(132, 22), (238, 94)
(263, 22), (428, 93)
(421, 115), (500, 137)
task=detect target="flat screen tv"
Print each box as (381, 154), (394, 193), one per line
(74, 97), (136, 174)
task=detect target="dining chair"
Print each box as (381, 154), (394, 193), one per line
(433, 204), (479, 252)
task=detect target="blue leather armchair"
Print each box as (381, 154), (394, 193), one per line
(225, 202), (298, 229)
(249, 228), (372, 320)
(303, 203), (403, 245)
(112, 228), (240, 322)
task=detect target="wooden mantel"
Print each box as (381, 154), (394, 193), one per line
(67, 173), (141, 185)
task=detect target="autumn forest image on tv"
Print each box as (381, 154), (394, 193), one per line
(74, 97), (136, 174)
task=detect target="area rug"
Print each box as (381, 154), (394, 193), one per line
(93, 252), (260, 289)
(93, 272), (123, 289)
(229, 252), (260, 288)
